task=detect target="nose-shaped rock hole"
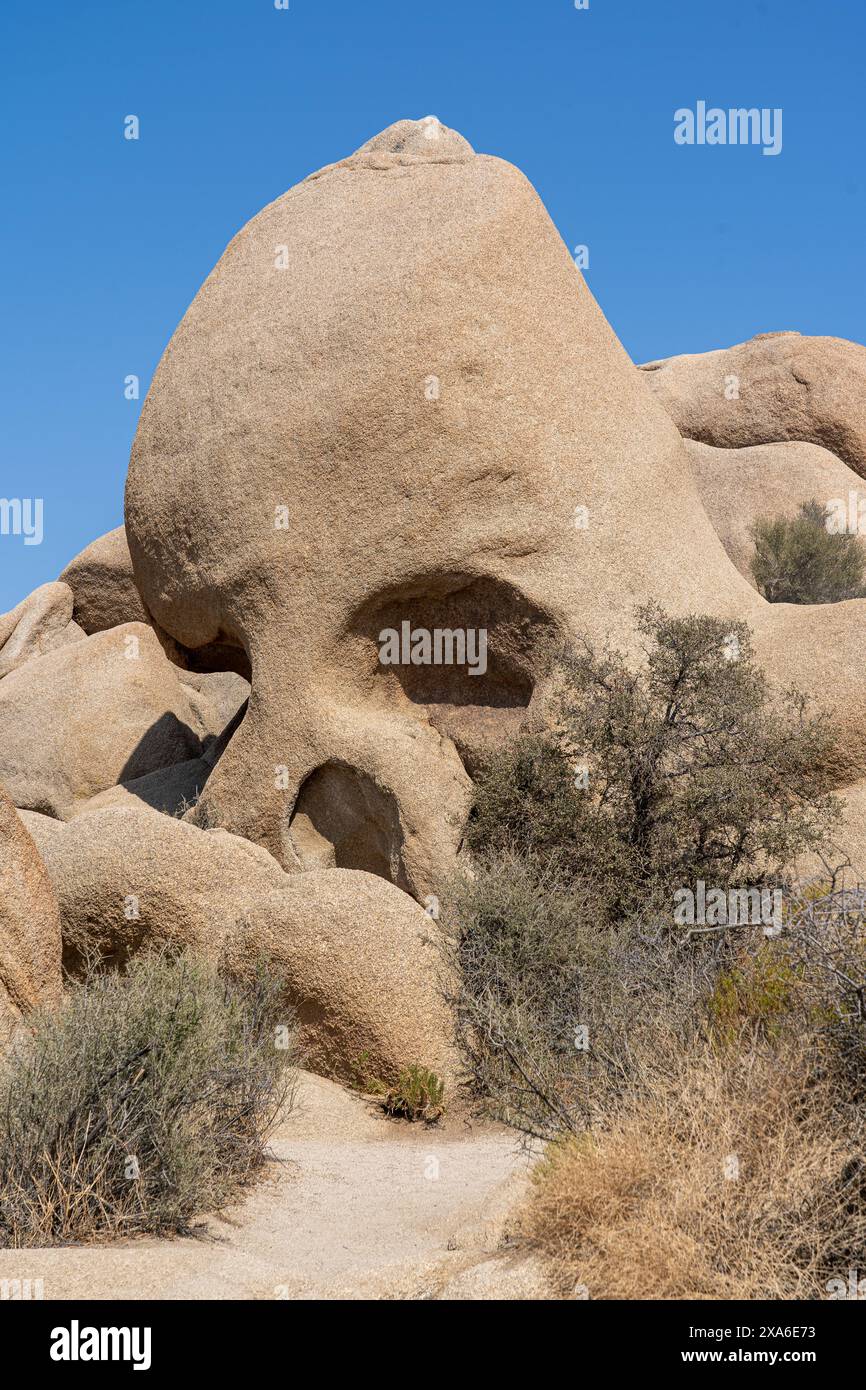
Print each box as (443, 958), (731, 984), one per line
(351, 574), (556, 773)
(288, 762), (409, 890)
(171, 633), (252, 682)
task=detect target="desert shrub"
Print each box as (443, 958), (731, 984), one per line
(751, 499), (866, 604)
(0, 950), (297, 1247)
(448, 607), (864, 1294)
(523, 1041), (866, 1300)
(760, 883), (866, 1095)
(448, 607), (841, 1137)
(520, 885), (866, 1298)
(464, 733), (588, 868)
(382, 1065), (445, 1123)
(466, 604), (839, 916)
(347, 1050), (387, 1096)
(446, 853), (733, 1139)
(707, 886), (866, 1068)
(707, 942), (802, 1047)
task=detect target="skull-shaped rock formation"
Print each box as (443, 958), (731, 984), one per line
(125, 119), (866, 895)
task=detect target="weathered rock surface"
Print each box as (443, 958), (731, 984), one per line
(126, 116), (770, 896)
(800, 776), (866, 885)
(28, 805), (456, 1084)
(641, 332), (866, 479)
(27, 805), (284, 962)
(60, 527), (253, 679)
(0, 582), (84, 680)
(0, 785), (62, 1037)
(66, 683), (247, 821)
(225, 870), (455, 1082)
(0, 624), (224, 819)
(174, 668), (250, 732)
(69, 755), (214, 819)
(60, 527), (150, 634)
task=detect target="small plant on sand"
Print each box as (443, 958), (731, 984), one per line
(382, 1066), (445, 1123)
(348, 1050), (387, 1096)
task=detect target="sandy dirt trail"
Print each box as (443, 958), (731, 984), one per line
(0, 1072), (547, 1300)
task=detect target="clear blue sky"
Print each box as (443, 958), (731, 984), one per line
(1, 0), (864, 611)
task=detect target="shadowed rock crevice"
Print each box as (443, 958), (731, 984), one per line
(75, 693), (251, 822)
(171, 634), (252, 681)
(116, 710), (206, 784)
(288, 762), (408, 889)
(349, 574), (556, 773)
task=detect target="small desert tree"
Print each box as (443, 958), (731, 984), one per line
(448, 605), (843, 1138)
(751, 498), (866, 604)
(466, 603), (840, 914)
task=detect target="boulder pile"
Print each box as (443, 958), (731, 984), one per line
(3, 117), (865, 1078)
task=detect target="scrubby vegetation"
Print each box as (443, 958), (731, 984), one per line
(523, 885), (866, 1299)
(449, 605), (841, 1138)
(523, 1024), (866, 1300)
(382, 1065), (445, 1123)
(466, 604), (838, 905)
(446, 606), (865, 1298)
(0, 950), (297, 1247)
(751, 498), (866, 603)
(347, 1055), (445, 1123)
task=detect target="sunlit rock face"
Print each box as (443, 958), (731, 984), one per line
(125, 118), (866, 894)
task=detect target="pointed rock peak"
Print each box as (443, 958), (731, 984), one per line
(353, 116), (474, 162)
(752, 330), (802, 341)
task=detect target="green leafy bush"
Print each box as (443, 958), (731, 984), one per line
(751, 499), (866, 603)
(382, 1065), (445, 1123)
(0, 950), (297, 1246)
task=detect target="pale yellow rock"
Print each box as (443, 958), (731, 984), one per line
(0, 784), (62, 1038)
(60, 527), (150, 634)
(641, 331), (866, 479)
(0, 582), (84, 679)
(29, 805), (457, 1084)
(60, 527), (253, 678)
(684, 437), (866, 588)
(0, 624), (222, 819)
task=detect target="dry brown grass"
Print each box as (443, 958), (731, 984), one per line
(523, 1041), (866, 1300)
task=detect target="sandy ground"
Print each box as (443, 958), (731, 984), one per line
(0, 1072), (548, 1300)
